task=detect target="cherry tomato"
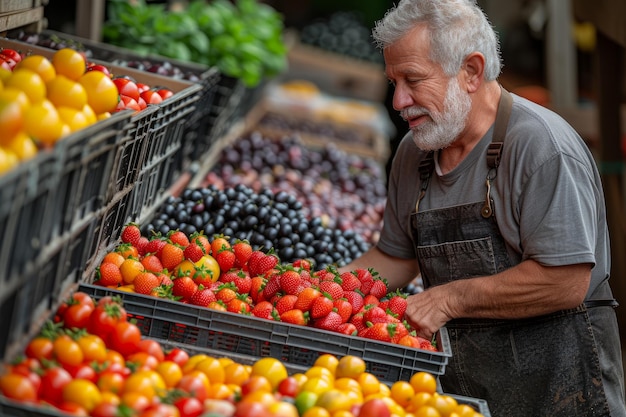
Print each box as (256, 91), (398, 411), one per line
(53, 334), (84, 367)
(90, 401), (122, 417)
(112, 77), (140, 101)
(57, 401), (89, 416)
(164, 347), (189, 368)
(11, 363), (41, 393)
(79, 70), (120, 115)
(115, 94), (141, 112)
(25, 336), (54, 361)
(137, 339), (164, 362)
(62, 302), (95, 330)
(174, 396), (203, 417)
(66, 362), (98, 383)
(0, 372), (38, 403)
(0, 48), (22, 64)
(140, 90), (163, 105)
(77, 333), (108, 362)
(141, 403), (181, 417)
(40, 366), (73, 405)
(86, 64), (112, 78)
(0, 59), (11, 71)
(97, 370), (126, 394)
(88, 303), (127, 338)
(108, 320), (141, 357)
(136, 82), (150, 94)
(176, 372), (209, 402)
(156, 88), (174, 100)
(62, 378), (103, 412)
(52, 48), (86, 80)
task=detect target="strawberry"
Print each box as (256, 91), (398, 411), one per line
(95, 262), (122, 287)
(141, 254), (164, 274)
(387, 290), (408, 318)
(396, 334), (421, 348)
(313, 311), (343, 331)
(349, 311), (368, 334)
(227, 296), (252, 314)
(262, 273), (282, 300)
(363, 294), (380, 307)
(334, 298), (353, 323)
(192, 264), (214, 287)
(233, 272), (252, 295)
(183, 242), (206, 263)
(210, 234), (231, 257)
(419, 337), (438, 352)
(279, 269), (303, 295)
(145, 236), (167, 257)
(249, 276), (266, 304)
(391, 321), (410, 343)
(208, 300), (227, 311)
(121, 222), (142, 246)
(168, 230), (190, 248)
(248, 250), (279, 278)
(356, 268), (374, 282)
(232, 239), (253, 268)
(337, 323), (358, 336)
(310, 295), (334, 319)
(369, 279), (388, 300)
(340, 271), (361, 292)
(294, 287), (322, 312)
(172, 276), (198, 300)
(251, 301), (277, 320)
(280, 309), (309, 326)
(189, 286), (217, 307)
(190, 232), (211, 255)
(343, 290), (364, 315)
(160, 243), (184, 271)
(136, 236), (150, 256)
(319, 280), (344, 301)
(293, 258), (313, 271)
(215, 247), (236, 272)
(134, 272), (161, 295)
(363, 305), (388, 324)
(215, 283), (238, 304)
(157, 273), (173, 287)
(365, 322), (394, 342)
(275, 294), (298, 315)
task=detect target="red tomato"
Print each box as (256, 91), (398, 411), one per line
(90, 401), (122, 417)
(86, 64), (112, 78)
(136, 82), (150, 94)
(356, 398), (391, 417)
(115, 94), (141, 112)
(63, 302), (94, 329)
(0, 55), (17, 70)
(277, 376), (299, 398)
(112, 77), (140, 101)
(57, 401), (89, 416)
(108, 320), (141, 357)
(40, 366), (73, 405)
(174, 396), (203, 417)
(156, 88), (174, 100)
(0, 48), (22, 64)
(137, 96), (147, 110)
(25, 336), (54, 361)
(176, 374), (209, 402)
(140, 90), (163, 105)
(11, 364), (41, 393)
(136, 339), (164, 362)
(0, 59), (12, 71)
(141, 403), (181, 417)
(88, 303), (127, 338)
(234, 401), (270, 417)
(65, 363), (97, 382)
(164, 348), (189, 368)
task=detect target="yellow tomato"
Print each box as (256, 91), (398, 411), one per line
(390, 381), (415, 408)
(123, 370), (166, 399)
(335, 356), (366, 380)
(194, 356), (225, 384)
(305, 366), (335, 383)
(46, 75), (87, 109)
(24, 99), (64, 145)
(315, 389), (353, 413)
(302, 406), (331, 417)
(52, 48), (86, 80)
(0, 146), (19, 174)
(300, 377), (333, 396)
(250, 357), (288, 390)
(57, 106), (90, 132)
(155, 360), (183, 388)
(0, 67), (11, 82)
(78, 70), (119, 115)
(119, 258), (145, 285)
(0, 87), (31, 111)
(182, 354), (209, 374)
(223, 362), (250, 386)
(82, 104), (97, 124)
(194, 255), (221, 282)
(410, 372), (437, 395)
(0, 98), (23, 145)
(314, 354), (339, 376)
(357, 372), (381, 397)
(62, 379), (102, 412)
(267, 401), (299, 417)
(16, 55), (56, 83)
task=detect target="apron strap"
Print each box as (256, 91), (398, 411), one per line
(487, 87), (513, 169)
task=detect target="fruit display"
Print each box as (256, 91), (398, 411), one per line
(92, 223), (431, 349)
(101, 0), (287, 87)
(0, 292), (487, 417)
(201, 131), (387, 246)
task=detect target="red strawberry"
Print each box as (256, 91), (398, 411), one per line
(249, 251), (279, 278)
(251, 301), (277, 320)
(184, 242), (206, 263)
(365, 322), (394, 342)
(419, 337), (438, 352)
(220, 269), (240, 284)
(246, 250), (266, 275)
(96, 262), (122, 287)
(337, 323), (358, 336)
(232, 239), (253, 268)
(294, 287), (322, 312)
(145, 236), (167, 257)
(333, 299), (353, 323)
(189, 286), (217, 307)
(390, 322), (410, 343)
(319, 281), (344, 301)
(215, 247), (236, 272)
(356, 268), (374, 282)
(160, 243), (184, 271)
(363, 305), (388, 324)
(190, 232), (211, 255)
(387, 291), (408, 318)
(313, 311), (343, 331)
(340, 271), (361, 292)
(215, 283), (238, 304)
(134, 272), (160, 295)
(249, 276), (266, 304)
(172, 276), (198, 300)
(227, 296), (252, 314)
(310, 295), (334, 319)
(350, 311), (368, 334)
(141, 254), (164, 274)
(233, 272), (252, 295)
(275, 294), (298, 315)
(262, 273), (282, 300)
(279, 269), (303, 295)
(343, 290), (364, 315)
(363, 294), (380, 307)
(136, 236), (150, 256)
(369, 279), (388, 300)
(293, 258), (313, 271)
(121, 223), (142, 246)
(168, 230), (190, 248)
(280, 309), (308, 326)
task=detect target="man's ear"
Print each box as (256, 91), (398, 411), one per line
(461, 52), (485, 93)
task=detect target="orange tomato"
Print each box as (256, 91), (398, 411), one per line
(410, 371), (437, 395)
(120, 257), (145, 284)
(250, 357), (288, 390)
(62, 379), (102, 412)
(47, 75), (88, 110)
(335, 355), (366, 380)
(24, 99), (65, 145)
(155, 360), (183, 388)
(223, 362), (250, 386)
(5, 131), (37, 161)
(0, 98), (23, 144)
(6, 68), (46, 103)
(194, 356), (225, 384)
(313, 354), (339, 375)
(390, 380), (415, 408)
(52, 48), (86, 80)
(15, 55), (56, 83)
(76, 333), (107, 363)
(0, 372), (38, 403)
(53, 334), (84, 367)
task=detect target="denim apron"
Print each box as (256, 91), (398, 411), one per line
(410, 89), (623, 416)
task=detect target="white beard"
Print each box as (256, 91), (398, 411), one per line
(401, 77), (472, 151)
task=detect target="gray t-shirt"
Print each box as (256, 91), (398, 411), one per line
(378, 93), (612, 299)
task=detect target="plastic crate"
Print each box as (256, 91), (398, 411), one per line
(0, 398), (66, 417)
(448, 394), (492, 417)
(79, 284), (452, 383)
(0, 150), (61, 300)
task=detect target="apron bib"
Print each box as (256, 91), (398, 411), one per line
(410, 88), (619, 417)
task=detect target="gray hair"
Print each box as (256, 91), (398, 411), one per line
(372, 0), (502, 80)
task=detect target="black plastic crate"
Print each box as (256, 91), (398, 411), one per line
(448, 393), (492, 417)
(79, 284), (452, 384)
(51, 111), (134, 239)
(0, 150), (61, 298)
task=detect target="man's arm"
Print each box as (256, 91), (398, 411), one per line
(404, 259), (592, 339)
